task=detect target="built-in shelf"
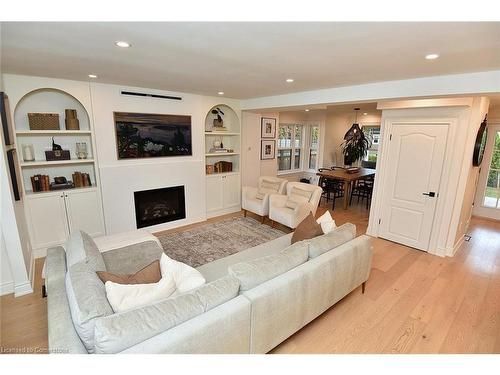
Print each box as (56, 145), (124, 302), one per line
(16, 130), (92, 136)
(204, 132), (240, 136)
(205, 171), (240, 177)
(20, 158), (95, 167)
(205, 152), (240, 157)
(25, 185), (98, 196)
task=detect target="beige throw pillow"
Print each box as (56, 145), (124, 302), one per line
(97, 260), (161, 285)
(291, 213), (324, 244)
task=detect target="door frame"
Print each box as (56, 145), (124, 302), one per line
(367, 116), (459, 256)
(473, 122), (500, 220)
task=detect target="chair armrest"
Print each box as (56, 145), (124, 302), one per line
(293, 202), (314, 227)
(269, 194), (288, 208)
(242, 186), (258, 200)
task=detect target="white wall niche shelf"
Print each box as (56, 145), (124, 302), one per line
(16, 130), (92, 136)
(11, 86), (105, 255)
(20, 159), (95, 168)
(204, 104), (241, 216)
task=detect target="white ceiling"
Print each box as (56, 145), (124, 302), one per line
(1, 22), (500, 99)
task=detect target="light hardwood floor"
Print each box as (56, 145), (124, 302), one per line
(1, 199), (499, 354)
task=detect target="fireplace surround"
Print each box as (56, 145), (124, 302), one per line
(134, 186), (186, 229)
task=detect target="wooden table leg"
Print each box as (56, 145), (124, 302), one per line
(343, 180), (350, 210)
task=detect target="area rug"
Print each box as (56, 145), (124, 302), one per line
(155, 217), (286, 267)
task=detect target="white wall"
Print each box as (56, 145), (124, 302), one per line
(1, 70), (33, 295)
(90, 82), (241, 234)
(241, 111), (279, 188)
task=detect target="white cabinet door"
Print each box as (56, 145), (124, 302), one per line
(64, 188), (105, 237)
(223, 174), (241, 208)
(27, 193), (69, 249)
(206, 175), (224, 212)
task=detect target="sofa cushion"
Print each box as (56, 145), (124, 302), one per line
(66, 261), (113, 353)
(291, 213), (323, 244)
(64, 230), (105, 271)
(97, 260), (161, 285)
(228, 241), (308, 291)
(308, 223), (356, 259)
(196, 233), (293, 282)
(93, 275), (240, 353)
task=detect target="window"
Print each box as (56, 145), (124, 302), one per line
(362, 125), (380, 163)
(483, 130), (500, 209)
(278, 123), (320, 173)
(308, 126), (320, 170)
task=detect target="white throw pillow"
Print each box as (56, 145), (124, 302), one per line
(316, 211), (337, 234)
(160, 254), (206, 295)
(104, 272), (176, 313)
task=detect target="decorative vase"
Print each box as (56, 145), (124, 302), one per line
(22, 144), (35, 162)
(76, 142), (88, 159)
(65, 109), (80, 130)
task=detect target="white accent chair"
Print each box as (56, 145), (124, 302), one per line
(242, 176), (287, 223)
(269, 181), (323, 229)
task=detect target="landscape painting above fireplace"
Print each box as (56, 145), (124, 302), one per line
(114, 112), (192, 159)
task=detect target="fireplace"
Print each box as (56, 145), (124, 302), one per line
(134, 186), (186, 229)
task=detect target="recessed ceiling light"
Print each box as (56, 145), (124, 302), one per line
(88, 74), (98, 78)
(363, 112), (368, 115)
(218, 91), (224, 95)
(425, 53), (439, 60)
(286, 78), (294, 83)
(305, 109), (310, 112)
(115, 41), (131, 48)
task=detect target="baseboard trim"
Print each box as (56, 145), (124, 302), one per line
(0, 281), (14, 296)
(14, 280), (33, 297)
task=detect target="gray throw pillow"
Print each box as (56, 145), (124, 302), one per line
(308, 223), (356, 259)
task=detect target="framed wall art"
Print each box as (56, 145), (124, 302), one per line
(114, 112), (192, 159)
(261, 140), (276, 160)
(261, 117), (276, 138)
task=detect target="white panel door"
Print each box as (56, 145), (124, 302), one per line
(64, 188), (105, 237)
(223, 173), (241, 208)
(206, 175), (224, 212)
(27, 193), (69, 249)
(379, 123), (449, 251)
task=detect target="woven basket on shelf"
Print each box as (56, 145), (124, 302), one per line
(28, 113), (60, 130)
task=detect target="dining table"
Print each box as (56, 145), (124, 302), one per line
(316, 167), (376, 210)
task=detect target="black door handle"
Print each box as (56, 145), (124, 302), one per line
(423, 192), (436, 197)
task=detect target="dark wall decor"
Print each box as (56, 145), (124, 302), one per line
(472, 115), (488, 167)
(114, 112), (192, 159)
(1, 92), (15, 146)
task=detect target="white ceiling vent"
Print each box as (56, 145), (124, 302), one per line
(120, 90), (182, 101)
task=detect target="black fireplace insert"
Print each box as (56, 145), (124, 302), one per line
(134, 185), (186, 229)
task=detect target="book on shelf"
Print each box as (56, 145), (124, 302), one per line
(72, 171), (92, 188)
(30, 174), (50, 192)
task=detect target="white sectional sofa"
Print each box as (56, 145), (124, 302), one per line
(46, 223), (373, 354)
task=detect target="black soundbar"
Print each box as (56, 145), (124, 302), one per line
(120, 90), (182, 101)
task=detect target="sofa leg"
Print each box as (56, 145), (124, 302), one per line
(42, 285), (47, 298)
(261, 216), (265, 224)
(271, 220), (275, 228)
(361, 281), (366, 294)
(243, 209), (247, 217)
